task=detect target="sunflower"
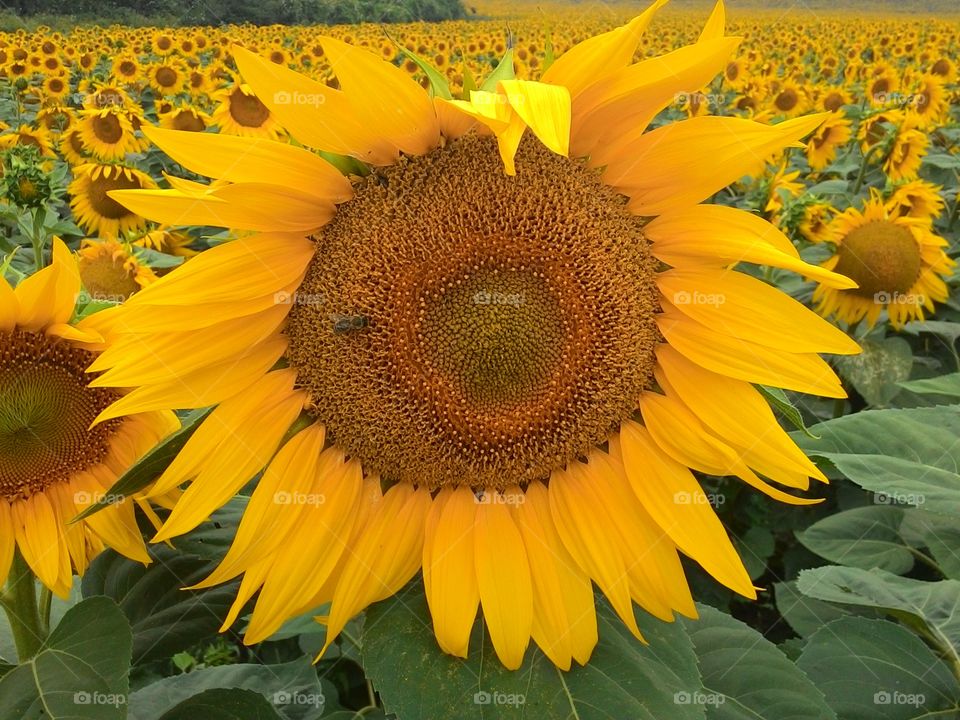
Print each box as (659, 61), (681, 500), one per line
(806, 112), (851, 171)
(40, 75), (71, 102)
(93, 3), (859, 671)
(885, 179), (944, 221)
(0, 239), (179, 598)
(58, 127), (90, 166)
(799, 202), (835, 244)
(69, 163), (156, 239)
(134, 226), (199, 257)
(158, 105), (210, 133)
(210, 83), (284, 139)
(884, 116), (927, 181)
(0, 125), (56, 158)
(812, 194), (954, 329)
(76, 238), (157, 302)
(146, 60), (189, 97)
(77, 108), (147, 161)
(111, 53), (141, 85)
(769, 80), (807, 117)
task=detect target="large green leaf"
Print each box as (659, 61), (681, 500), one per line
(683, 604), (835, 719)
(898, 373), (960, 398)
(0, 597), (132, 720)
(129, 659), (332, 720)
(836, 337), (912, 407)
(797, 617), (960, 720)
(796, 566), (960, 661)
(362, 582), (704, 720)
(795, 407), (960, 515)
(156, 688), (282, 720)
(82, 544), (241, 666)
(797, 506), (914, 574)
(773, 581), (867, 638)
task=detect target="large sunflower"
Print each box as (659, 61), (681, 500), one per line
(812, 193), (954, 329)
(0, 240), (179, 598)
(91, 2), (860, 671)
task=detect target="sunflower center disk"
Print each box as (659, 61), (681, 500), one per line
(834, 220), (923, 299)
(89, 172), (143, 219)
(0, 331), (122, 501)
(287, 135), (661, 491)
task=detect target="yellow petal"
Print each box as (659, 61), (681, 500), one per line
(515, 482), (597, 669)
(0, 276), (18, 332)
(198, 422), (326, 586)
(605, 115), (827, 216)
(699, 0), (726, 41)
(13, 238), (79, 331)
(475, 490), (533, 669)
(618, 420), (755, 597)
(499, 79), (571, 156)
(658, 305), (847, 398)
(433, 97), (478, 139)
(425, 486), (480, 658)
(232, 45), (397, 164)
(646, 204), (857, 289)
(320, 36), (440, 157)
(142, 125), (353, 203)
(14, 494), (61, 589)
(0, 501), (15, 586)
(542, 0), (669, 99)
(548, 466), (643, 640)
(657, 267), (861, 355)
(320, 485), (431, 657)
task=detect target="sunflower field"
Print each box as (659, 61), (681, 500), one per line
(1, 1), (959, 718)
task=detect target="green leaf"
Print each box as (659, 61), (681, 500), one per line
(156, 688), (281, 720)
(480, 48), (515, 92)
(129, 659), (333, 720)
(82, 544), (241, 666)
(797, 506), (914, 574)
(901, 320), (960, 344)
(774, 581), (867, 638)
(797, 617), (960, 720)
(836, 337), (912, 407)
(922, 153), (960, 170)
(683, 604), (835, 719)
(898, 373), (960, 398)
(543, 30), (555, 72)
(796, 566), (960, 660)
(131, 245), (186, 270)
(757, 386), (820, 438)
(795, 406), (960, 516)
(362, 582), (704, 720)
(0, 597), (132, 720)
(74, 407), (214, 521)
(397, 46), (452, 99)
(734, 526), (776, 580)
(461, 64), (477, 99)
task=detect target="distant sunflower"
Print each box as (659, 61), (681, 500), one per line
(211, 83), (283, 139)
(146, 60), (188, 96)
(806, 112), (851, 171)
(77, 108), (147, 161)
(813, 194), (954, 329)
(58, 127), (90, 166)
(885, 179), (944, 220)
(93, 2), (858, 671)
(111, 54), (141, 84)
(158, 106), (210, 133)
(69, 163), (155, 239)
(0, 125), (56, 158)
(884, 116), (927, 181)
(40, 75), (70, 102)
(0, 239), (178, 597)
(77, 238), (157, 302)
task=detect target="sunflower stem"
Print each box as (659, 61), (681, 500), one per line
(0, 550), (47, 661)
(851, 142), (886, 196)
(831, 397), (847, 418)
(38, 585), (53, 637)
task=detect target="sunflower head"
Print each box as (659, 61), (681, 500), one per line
(77, 238), (157, 303)
(0, 143), (53, 208)
(0, 240), (178, 596)
(95, 1), (863, 672)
